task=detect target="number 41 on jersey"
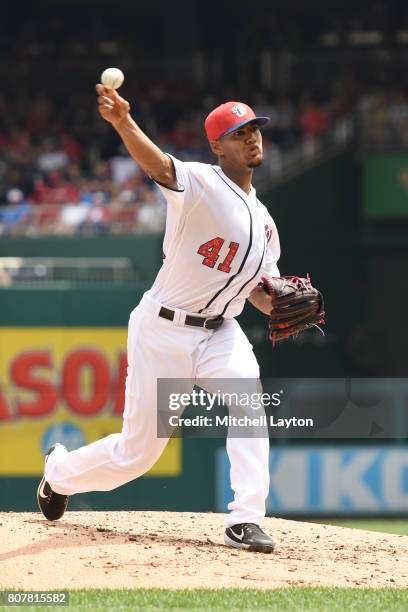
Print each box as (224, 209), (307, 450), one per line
(197, 237), (239, 273)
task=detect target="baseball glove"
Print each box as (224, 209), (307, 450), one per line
(261, 275), (325, 346)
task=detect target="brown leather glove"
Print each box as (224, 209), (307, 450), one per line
(261, 275), (325, 346)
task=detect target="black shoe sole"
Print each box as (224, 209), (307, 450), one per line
(224, 531), (275, 553)
(247, 543), (275, 553)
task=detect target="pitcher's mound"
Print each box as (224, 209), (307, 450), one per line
(0, 511), (407, 589)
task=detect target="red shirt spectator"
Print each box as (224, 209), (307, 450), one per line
(30, 172), (80, 205)
(299, 103), (330, 137)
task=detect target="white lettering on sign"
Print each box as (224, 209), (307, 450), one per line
(322, 451), (379, 509)
(268, 451), (307, 509)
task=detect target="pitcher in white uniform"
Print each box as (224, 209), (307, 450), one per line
(37, 90), (281, 553)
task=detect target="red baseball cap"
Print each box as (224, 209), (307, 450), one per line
(204, 101), (270, 141)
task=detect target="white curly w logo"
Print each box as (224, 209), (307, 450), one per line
(231, 104), (246, 117)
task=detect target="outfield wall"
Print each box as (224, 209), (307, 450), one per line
(0, 235), (163, 281)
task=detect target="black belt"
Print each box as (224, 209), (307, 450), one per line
(159, 306), (224, 330)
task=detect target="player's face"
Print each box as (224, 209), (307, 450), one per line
(213, 122), (263, 169)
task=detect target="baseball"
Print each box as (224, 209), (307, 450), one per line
(101, 68), (124, 90)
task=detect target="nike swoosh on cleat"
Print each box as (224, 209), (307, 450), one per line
(38, 479), (48, 499)
(233, 529), (244, 541)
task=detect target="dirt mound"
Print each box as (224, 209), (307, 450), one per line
(0, 511), (407, 589)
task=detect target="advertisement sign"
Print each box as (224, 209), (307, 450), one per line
(216, 446), (408, 514)
(364, 156), (408, 219)
(0, 328), (181, 476)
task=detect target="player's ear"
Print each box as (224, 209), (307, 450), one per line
(209, 139), (223, 156)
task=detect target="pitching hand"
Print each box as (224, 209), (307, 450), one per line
(96, 83), (130, 128)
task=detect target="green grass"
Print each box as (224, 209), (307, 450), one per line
(3, 588), (408, 612)
(312, 519), (408, 536)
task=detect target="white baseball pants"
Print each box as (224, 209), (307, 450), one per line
(45, 292), (270, 527)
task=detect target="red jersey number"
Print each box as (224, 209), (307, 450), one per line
(197, 237), (240, 274)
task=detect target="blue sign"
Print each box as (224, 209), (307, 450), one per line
(216, 446), (408, 514)
(41, 422), (86, 454)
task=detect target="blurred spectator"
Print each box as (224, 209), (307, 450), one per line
(30, 171), (80, 205)
(0, 189), (31, 235)
(59, 203), (89, 234)
(110, 155), (139, 184)
(26, 94), (54, 134)
(274, 96), (298, 147)
(299, 95), (330, 139)
(299, 95), (330, 158)
(37, 138), (69, 173)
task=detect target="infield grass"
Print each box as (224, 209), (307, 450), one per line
(5, 587), (408, 611)
(313, 519), (408, 536)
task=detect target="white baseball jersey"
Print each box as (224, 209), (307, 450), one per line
(149, 154), (281, 318)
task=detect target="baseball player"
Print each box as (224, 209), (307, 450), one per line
(37, 86), (281, 553)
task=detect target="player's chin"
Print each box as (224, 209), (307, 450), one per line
(247, 156), (263, 169)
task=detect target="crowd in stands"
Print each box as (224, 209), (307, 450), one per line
(0, 88), (170, 236)
(357, 90), (408, 150)
(0, 84), (353, 236)
(3, 0), (408, 236)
